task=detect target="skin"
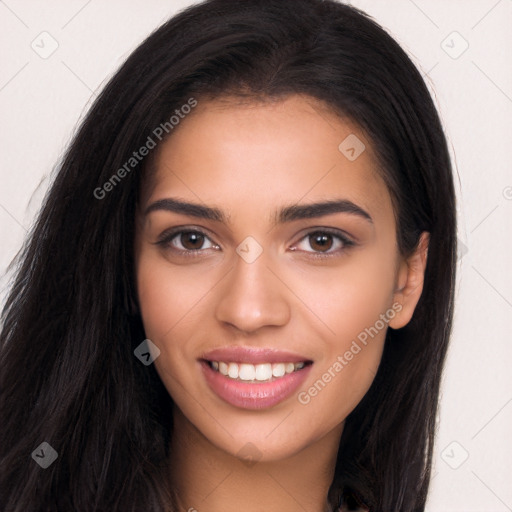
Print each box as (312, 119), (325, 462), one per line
(134, 94), (428, 512)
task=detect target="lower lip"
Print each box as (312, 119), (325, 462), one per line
(200, 361), (312, 410)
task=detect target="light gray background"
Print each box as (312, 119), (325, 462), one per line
(1, 1), (511, 510)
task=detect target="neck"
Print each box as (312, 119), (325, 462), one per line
(167, 406), (343, 512)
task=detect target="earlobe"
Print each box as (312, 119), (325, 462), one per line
(389, 232), (429, 329)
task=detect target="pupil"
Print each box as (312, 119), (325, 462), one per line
(310, 233), (332, 252)
(182, 232), (204, 249)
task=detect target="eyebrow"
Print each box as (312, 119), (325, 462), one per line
(144, 198), (373, 224)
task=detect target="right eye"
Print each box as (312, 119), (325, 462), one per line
(154, 228), (221, 257)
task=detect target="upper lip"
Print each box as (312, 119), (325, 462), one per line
(201, 347), (312, 364)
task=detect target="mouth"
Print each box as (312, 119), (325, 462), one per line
(199, 347), (313, 410)
(206, 360), (310, 383)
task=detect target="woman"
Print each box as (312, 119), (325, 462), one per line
(0, 0), (456, 510)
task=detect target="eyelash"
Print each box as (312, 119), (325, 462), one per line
(154, 227), (355, 260)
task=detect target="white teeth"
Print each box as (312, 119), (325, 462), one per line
(227, 362), (239, 379)
(272, 363), (285, 377)
(255, 363), (272, 381)
(239, 363), (256, 380)
(210, 361), (307, 382)
(219, 362), (229, 376)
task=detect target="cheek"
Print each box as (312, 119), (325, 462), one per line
(290, 251), (397, 346)
(295, 307), (387, 442)
(135, 251), (223, 400)
(135, 255), (194, 390)
(136, 251), (215, 341)
(291, 254), (395, 428)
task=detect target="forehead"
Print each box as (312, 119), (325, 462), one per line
(143, 94), (392, 225)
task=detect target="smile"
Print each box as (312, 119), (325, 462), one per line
(208, 361), (307, 382)
(200, 347), (313, 410)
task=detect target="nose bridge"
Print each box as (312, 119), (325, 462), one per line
(214, 244), (291, 333)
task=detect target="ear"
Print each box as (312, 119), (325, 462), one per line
(389, 232), (429, 329)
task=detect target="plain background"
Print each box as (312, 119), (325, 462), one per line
(1, 1), (511, 510)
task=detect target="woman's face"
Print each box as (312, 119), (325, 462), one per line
(134, 94), (409, 462)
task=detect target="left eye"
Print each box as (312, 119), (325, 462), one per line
(293, 230), (354, 255)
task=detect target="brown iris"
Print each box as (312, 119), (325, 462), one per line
(308, 232), (333, 252)
(180, 231), (206, 250)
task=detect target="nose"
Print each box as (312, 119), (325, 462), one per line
(214, 250), (291, 334)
